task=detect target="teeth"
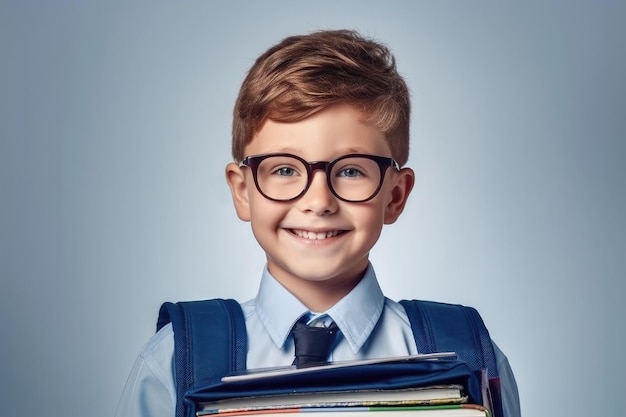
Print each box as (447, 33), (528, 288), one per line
(293, 229), (340, 240)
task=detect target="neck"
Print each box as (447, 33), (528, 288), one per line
(270, 267), (367, 312)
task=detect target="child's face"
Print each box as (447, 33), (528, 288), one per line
(226, 104), (414, 295)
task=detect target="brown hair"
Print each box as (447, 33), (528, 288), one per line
(232, 29), (411, 165)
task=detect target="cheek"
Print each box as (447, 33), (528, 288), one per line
(248, 206), (277, 250)
(248, 197), (285, 230)
(349, 203), (387, 235)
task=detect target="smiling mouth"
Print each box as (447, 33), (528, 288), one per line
(290, 229), (345, 240)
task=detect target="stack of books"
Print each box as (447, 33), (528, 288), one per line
(193, 354), (493, 417)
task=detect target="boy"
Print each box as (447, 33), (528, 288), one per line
(115, 30), (520, 417)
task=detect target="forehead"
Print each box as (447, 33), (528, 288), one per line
(245, 104), (391, 159)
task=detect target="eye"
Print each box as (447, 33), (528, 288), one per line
(337, 167), (364, 178)
(272, 166), (299, 177)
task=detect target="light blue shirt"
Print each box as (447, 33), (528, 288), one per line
(115, 264), (520, 417)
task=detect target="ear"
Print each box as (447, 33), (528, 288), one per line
(383, 167), (415, 224)
(225, 162), (251, 222)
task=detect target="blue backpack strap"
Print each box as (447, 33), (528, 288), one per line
(157, 299), (247, 417)
(399, 299), (498, 378)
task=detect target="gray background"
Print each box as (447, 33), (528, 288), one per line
(1, 1), (624, 416)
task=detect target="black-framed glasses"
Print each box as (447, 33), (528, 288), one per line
(239, 153), (400, 203)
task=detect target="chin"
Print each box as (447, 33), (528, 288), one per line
(287, 263), (366, 285)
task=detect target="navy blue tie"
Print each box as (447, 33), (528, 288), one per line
(292, 319), (339, 368)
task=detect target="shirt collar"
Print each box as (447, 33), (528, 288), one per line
(255, 263), (385, 354)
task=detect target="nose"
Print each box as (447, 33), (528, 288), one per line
(297, 169), (339, 215)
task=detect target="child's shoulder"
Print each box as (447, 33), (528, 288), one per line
(140, 321), (174, 360)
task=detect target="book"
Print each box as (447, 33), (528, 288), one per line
(198, 385), (466, 414)
(194, 353), (490, 417)
(198, 404), (489, 417)
(221, 353), (457, 383)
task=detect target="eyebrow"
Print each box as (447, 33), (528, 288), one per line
(260, 147), (376, 158)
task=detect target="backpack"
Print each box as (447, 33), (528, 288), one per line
(157, 298), (501, 417)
